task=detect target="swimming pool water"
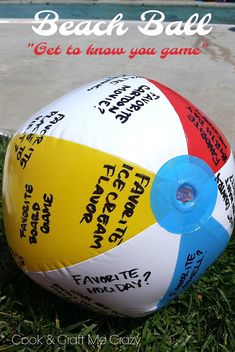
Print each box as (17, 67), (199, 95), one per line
(0, 3), (235, 24)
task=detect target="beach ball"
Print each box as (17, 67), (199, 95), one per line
(3, 75), (235, 317)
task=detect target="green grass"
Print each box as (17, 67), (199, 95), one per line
(0, 136), (234, 352)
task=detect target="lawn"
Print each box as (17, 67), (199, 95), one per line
(0, 136), (234, 352)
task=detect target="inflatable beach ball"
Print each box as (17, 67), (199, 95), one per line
(3, 75), (235, 317)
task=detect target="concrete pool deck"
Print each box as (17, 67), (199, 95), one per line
(0, 7), (235, 149)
